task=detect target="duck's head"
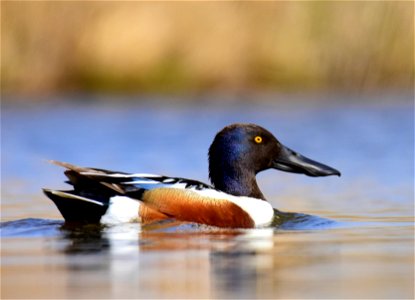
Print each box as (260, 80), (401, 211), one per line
(208, 123), (340, 199)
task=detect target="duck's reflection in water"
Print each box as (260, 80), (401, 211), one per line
(139, 221), (277, 298)
(58, 220), (333, 298)
(58, 221), (277, 298)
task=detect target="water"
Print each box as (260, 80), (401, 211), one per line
(1, 94), (414, 298)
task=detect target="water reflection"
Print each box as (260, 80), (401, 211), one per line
(1, 215), (413, 298)
(54, 220), (336, 298)
(59, 223), (110, 254)
(55, 220), (277, 298)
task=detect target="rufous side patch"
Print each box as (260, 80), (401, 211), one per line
(139, 203), (170, 224)
(142, 188), (255, 228)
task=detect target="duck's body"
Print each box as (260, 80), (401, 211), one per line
(44, 123), (340, 228)
(44, 166), (274, 228)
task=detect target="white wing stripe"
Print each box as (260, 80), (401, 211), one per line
(162, 178), (176, 183)
(80, 172), (162, 178)
(123, 180), (160, 185)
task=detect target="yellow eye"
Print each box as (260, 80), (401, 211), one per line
(254, 136), (263, 144)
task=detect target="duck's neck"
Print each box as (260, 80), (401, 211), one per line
(210, 166), (265, 200)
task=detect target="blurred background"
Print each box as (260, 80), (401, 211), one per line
(1, 1), (413, 97)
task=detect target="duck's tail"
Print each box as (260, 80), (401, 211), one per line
(43, 189), (110, 223)
(43, 161), (126, 223)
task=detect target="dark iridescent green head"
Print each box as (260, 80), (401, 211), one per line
(208, 123), (340, 199)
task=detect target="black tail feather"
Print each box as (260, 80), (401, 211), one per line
(43, 189), (109, 223)
(44, 161), (125, 223)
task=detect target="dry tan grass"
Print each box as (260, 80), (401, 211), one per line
(1, 2), (413, 95)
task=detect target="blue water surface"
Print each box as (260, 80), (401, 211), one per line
(1, 93), (414, 299)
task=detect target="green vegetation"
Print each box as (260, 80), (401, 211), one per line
(1, 2), (413, 96)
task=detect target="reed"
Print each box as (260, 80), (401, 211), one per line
(1, 1), (413, 96)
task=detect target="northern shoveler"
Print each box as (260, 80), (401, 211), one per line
(43, 123), (340, 228)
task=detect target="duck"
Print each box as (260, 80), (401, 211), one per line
(43, 123), (340, 228)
